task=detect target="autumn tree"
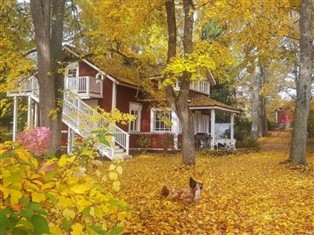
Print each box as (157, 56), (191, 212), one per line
(202, 0), (300, 140)
(29, 0), (65, 154)
(76, 0), (232, 165)
(289, 0), (313, 165)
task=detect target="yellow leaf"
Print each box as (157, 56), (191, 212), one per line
(32, 192), (46, 203)
(109, 172), (118, 181)
(116, 166), (123, 175)
(49, 225), (64, 235)
(24, 181), (40, 192)
(109, 164), (116, 171)
(9, 189), (22, 205)
(16, 149), (31, 164)
(71, 223), (83, 235)
(70, 183), (92, 194)
(57, 196), (73, 209)
(0, 186), (9, 199)
(112, 181), (121, 192)
(41, 182), (56, 190)
(62, 208), (76, 220)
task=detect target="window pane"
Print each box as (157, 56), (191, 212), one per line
(153, 110), (172, 131)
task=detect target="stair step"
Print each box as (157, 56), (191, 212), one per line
(113, 154), (133, 160)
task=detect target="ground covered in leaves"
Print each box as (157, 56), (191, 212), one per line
(110, 131), (314, 234)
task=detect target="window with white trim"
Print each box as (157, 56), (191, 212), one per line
(152, 109), (172, 132)
(190, 80), (210, 95)
(129, 103), (142, 132)
(67, 68), (77, 78)
(65, 62), (78, 78)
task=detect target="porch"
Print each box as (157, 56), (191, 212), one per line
(8, 75), (103, 100)
(189, 96), (240, 150)
(65, 76), (103, 99)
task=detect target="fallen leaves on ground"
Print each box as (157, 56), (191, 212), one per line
(102, 132), (314, 234)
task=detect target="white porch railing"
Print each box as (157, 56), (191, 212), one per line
(8, 76), (129, 159)
(7, 76), (39, 98)
(65, 76), (103, 98)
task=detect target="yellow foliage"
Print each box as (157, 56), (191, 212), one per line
(0, 141), (129, 234)
(106, 131), (314, 234)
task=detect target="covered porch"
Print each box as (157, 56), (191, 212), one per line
(189, 96), (240, 150)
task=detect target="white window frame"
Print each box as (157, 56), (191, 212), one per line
(129, 102), (142, 132)
(65, 62), (78, 78)
(151, 108), (172, 133)
(190, 79), (210, 95)
(201, 115), (210, 133)
(193, 111), (202, 134)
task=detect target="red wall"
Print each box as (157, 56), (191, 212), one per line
(276, 108), (294, 125)
(79, 61), (98, 77)
(99, 77), (113, 112)
(129, 133), (175, 149)
(116, 85), (138, 113)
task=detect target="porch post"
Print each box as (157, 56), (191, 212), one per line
(34, 102), (38, 128)
(67, 127), (74, 153)
(13, 96), (18, 141)
(172, 112), (180, 150)
(27, 96), (32, 129)
(210, 109), (216, 150)
(230, 113), (235, 140)
(111, 82), (117, 111)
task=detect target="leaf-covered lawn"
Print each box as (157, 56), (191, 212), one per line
(111, 131), (314, 234)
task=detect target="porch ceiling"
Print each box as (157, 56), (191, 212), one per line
(189, 95), (240, 113)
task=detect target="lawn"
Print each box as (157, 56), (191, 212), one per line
(111, 131), (314, 234)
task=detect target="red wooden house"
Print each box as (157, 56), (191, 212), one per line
(8, 46), (239, 160)
(275, 106), (294, 129)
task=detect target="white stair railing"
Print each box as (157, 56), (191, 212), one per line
(9, 76), (129, 159)
(63, 91), (130, 158)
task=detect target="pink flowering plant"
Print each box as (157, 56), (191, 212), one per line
(16, 127), (51, 156)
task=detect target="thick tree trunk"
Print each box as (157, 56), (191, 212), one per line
(165, 0), (196, 165)
(30, 0), (65, 154)
(289, 0), (312, 165)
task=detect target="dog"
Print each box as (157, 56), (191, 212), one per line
(161, 177), (203, 204)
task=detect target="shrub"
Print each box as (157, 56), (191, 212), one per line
(236, 137), (261, 150)
(16, 127), (51, 156)
(0, 141), (130, 235)
(136, 134), (151, 149)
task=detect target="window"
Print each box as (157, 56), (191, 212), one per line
(152, 109), (172, 132)
(190, 80), (210, 94)
(199, 80), (209, 94)
(66, 62), (78, 78)
(67, 68), (77, 78)
(129, 103), (142, 132)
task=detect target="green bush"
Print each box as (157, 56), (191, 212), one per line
(236, 137), (261, 150)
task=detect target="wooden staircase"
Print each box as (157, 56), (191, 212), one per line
(8, 76), (131, 160)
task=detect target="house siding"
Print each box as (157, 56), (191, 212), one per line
(79, 61), (98, 77)
(99, 77), (113, 112)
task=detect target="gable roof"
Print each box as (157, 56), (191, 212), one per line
(189, 95), (240, 113)
(63, 45), (141, 88)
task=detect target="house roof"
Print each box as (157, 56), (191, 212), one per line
(189, 95), (240, 113)
(63, 45), (145, 88)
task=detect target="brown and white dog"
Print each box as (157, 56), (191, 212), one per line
(161, 177), (203, 204)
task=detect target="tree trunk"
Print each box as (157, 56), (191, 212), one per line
(165, 0), (196, 165)
(289, 0), (312, 165)
(251, 64), (262, 139)
(261, 96), (268, 136)
(30, 0), (65, 154)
